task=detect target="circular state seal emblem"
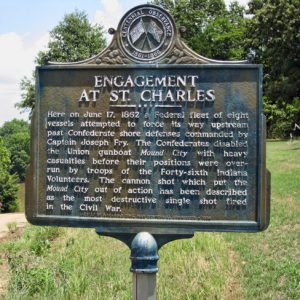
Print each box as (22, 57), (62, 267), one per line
(119, 5), (175, 62)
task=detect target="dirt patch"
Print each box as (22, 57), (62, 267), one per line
(0, 226), (25, 243)
(0, 213), (27, 238)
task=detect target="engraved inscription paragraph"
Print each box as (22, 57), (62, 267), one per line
(37, 67), (260, 223)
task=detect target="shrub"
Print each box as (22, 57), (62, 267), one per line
(0, 138), (19, 212)
(263, 97), (300, 138)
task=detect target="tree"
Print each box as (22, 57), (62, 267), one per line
(35, 10), (106, 64)
(246, 0), (300, 137)
(0, 119), (30, 182)
(18, 77), (36, 113)
(263, 97), (299, 138)
(0, 138), (19, 213)
(197, 2), (249, 60)
(247, 0), (300, 106)
(150, 0), (248, 59)
(17, 10), (107, 112)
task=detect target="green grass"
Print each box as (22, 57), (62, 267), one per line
(0, 141), (299, 299)
(225, 140), (300, 299)
(157, 233), (243, 299)
(16, 183), (25, 212)
(1, 227), (131, 300)
(6, 222), (17, 234)
(1, 227), (237, 299)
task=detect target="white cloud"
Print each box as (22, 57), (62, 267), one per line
(0, 82), (29, 124)
(0, 32), (49, 82)
(0, 32), (49, 125)
(225, 0), (249, 8)
(93, 0), (123, 35)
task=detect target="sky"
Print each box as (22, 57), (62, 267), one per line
(0, 0), (249, 126)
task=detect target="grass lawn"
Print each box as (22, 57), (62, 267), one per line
(0, 141), (299, 299)
(225, 140), (300, 299)
(16, 183), (25, 212)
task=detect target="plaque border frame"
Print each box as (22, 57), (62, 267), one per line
(26, 63), (270, 233)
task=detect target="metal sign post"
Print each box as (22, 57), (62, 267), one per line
(131, 233), (158, 300)
(96, 229), (194, 300)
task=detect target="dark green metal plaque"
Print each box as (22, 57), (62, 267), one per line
(26, 4), (270, 234)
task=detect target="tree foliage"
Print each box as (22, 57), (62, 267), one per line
(0, 119), (30, 182)
(36, 10), (106, 64)
(17, 10), (107, 112)
(150, 0), (248, 60)
(247, 0), (300, 124)
(247, 0), (300, 137)
(263, 97), (300, 138)
(0, 138), (19, 212)
(16, 76), (36, 112)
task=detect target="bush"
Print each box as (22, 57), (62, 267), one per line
(263, 97), (300, 138)
(0, 138), (19, 212)
(0, 119), (30, 182)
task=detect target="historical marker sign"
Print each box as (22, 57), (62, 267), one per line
(26, 5), (270, 233)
